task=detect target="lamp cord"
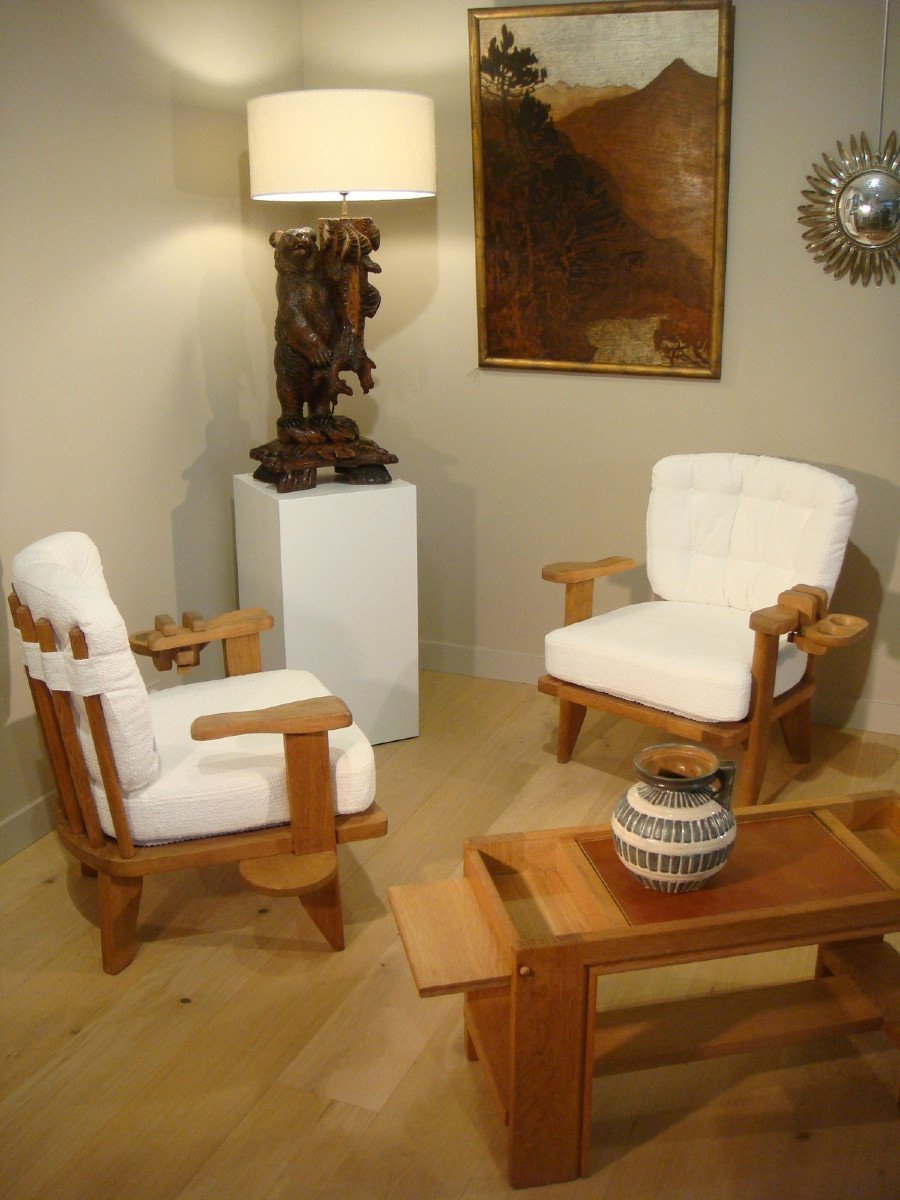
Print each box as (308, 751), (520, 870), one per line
(878, 0), (890, 150)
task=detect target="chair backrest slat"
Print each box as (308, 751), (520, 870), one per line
(33, 618), (107, 848)
(8, 593), (86, 836)
(69, 628), (135, 857)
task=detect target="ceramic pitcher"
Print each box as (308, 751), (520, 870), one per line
(611, 744), (736, 893)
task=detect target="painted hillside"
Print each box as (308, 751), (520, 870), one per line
(558, 58), (718, 265)
(534, 80), (634, 122)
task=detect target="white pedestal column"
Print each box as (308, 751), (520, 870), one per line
(233, 473), (419, 745)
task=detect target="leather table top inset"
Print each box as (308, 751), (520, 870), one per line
(578, 812), (888, 926)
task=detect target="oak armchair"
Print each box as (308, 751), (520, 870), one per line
(10, 531), (386, 972)
(539, 455), (868, 807)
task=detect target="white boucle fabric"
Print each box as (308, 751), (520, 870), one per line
(12, 532), (160, 792)
(545, 602), (807, 722)
(647, 455), (857, 612)
(92, 669), (376, 844)
(14, 631), (105, 695)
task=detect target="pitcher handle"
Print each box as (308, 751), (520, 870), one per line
(714, 760), (736, 810)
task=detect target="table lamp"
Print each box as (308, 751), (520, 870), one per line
(246, 88), (436, 491)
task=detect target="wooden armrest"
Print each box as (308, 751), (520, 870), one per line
(130, 607), (274, 655)
(153, 613), (179, 636)
(749, 604), (800, 636)
(191, 696), (352, 741)
(777, 589), (822, 624)
(542, 557), (635, 584)
(783, 585), (829, 620)
(795, 613), (868, 651)
(755, 585), (868, 654)
(203, 608), (273, 635)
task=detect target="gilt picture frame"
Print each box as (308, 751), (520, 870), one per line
(468, 1), (734, 378)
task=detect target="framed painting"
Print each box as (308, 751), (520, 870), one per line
(468, 1), (734, 378)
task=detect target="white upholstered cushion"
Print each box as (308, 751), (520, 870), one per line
(12, 532), (160, 792)
(92, 669), (376, 845)
(545, 602), (807, 723)
(647, 454), (857, 611)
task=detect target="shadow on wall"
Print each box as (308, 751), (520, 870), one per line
(366, 409), (478, 667)
(169, 262), (258, 680)
(816, 465), (898, 729)
(165, 83), (263, 669)
(0, 560), (55, 856)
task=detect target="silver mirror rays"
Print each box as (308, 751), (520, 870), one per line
(798, 131), (900, 286)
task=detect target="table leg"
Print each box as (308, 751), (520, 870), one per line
(508, 947), (590, 1188)
(464, 1021), (478, 1062)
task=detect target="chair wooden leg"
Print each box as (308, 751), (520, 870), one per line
(464, 1025), (479, 1062)
(733, 729), (770, 808)
(779, 698), (812, 763)
(734, 631), (779, 807)
(299, 875), (345, 951)
(556, 699), (587, 763)
(814, 944), (833, 979)
(97, 873), (143, 974)
(463, 996), (480, 1061)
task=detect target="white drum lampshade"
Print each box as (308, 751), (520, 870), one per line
(247, 89), (436, 203)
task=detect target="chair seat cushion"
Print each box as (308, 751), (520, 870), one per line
(545, 602), (807, 723)
(92, 669), (376, 845)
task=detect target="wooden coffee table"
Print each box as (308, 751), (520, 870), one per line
(389, 792), (900, 1189)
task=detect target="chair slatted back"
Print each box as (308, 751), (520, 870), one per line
(8, 592), (86, 837)
(69, 627), (135, 856)
(10, 592), (105, 843)
(11, 532), (160, 799)
(9, 590), (135, 854)
(33, 616), (107, 847)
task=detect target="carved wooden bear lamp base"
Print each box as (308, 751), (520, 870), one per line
(246, 90), (436, 494)
(249, 219), (399, 493)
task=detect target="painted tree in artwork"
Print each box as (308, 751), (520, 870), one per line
(479, 23), (547, 128)
(478, 26), (620, 359)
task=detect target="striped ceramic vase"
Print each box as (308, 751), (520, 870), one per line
(611, 744), (736, 893)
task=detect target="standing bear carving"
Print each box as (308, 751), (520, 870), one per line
(269, 226), (378, 430)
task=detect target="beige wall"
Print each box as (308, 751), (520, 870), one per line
(2, 0), (898, 861)
(0, 0), (304, 856)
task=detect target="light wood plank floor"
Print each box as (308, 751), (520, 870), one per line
(1, 672), (898, 1199)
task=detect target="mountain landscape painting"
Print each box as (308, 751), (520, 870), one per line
(468, 2), (733, 377)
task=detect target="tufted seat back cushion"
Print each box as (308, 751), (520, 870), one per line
(647, 454), (857, 612)
(12, 532), (160, 792)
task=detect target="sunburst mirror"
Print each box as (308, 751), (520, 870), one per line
(798, 131), (900, 286)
